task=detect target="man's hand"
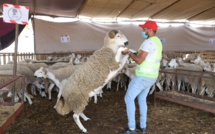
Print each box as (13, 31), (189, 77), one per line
(122, 48), (130, 55)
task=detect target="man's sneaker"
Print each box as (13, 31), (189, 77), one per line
(136, 124), (146, 134)
(119, 128), (137, 134)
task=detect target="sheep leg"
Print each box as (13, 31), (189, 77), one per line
(89, 91), (98, 104)
(199, 87), (205, 96)
(99, 90), (103, 97)
(80, 113), (90, 121)
(156, 82), (163, 91)
(160, 79), (165, 86)
(206, 88), (214, 97)
(165, 77), (171, 90)
(48, 83), (55, 100)
(191, 83), (197, 94)
(73, 113), (87, 133)
(57, 87), (63, 103)
(106, 81), (111, 89)
(30, 85), (37, 96)
(94, 93), (98, 104)
(124, 81), (127, 91)
(17, 92), (26, 102)
(53, 87), (63, 108)
(177, 80), (181, 90)
(116, 76), (121, 91)
(24, 92), (33, 105)
(149, 84), (155, 95)
(14, 95), (20, 102)
(39, 87), (46, 98)
(41, 91), (46, 98)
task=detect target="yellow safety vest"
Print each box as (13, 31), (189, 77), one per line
(135, 36), (162, 78)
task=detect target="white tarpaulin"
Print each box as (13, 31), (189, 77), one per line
(34, 19), (215, 53)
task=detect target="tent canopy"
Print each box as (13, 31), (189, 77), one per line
(0, 0), (215, 21)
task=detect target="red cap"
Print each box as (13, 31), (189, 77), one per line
(139, 21), (158, 31)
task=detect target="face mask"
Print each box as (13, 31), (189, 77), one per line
(141, 32), (148, 39)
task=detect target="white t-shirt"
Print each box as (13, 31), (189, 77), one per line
(140, 39), (157, 61)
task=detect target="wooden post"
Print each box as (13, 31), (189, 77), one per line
(13, 24), (19, 76)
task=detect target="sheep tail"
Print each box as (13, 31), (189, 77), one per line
(55, 99), (70, 116)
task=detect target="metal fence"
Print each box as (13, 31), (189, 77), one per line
(154, 69), (215, 114)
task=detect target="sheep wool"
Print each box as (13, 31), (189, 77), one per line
(47, 65), (80, 82)
(56, 47), (120, 115)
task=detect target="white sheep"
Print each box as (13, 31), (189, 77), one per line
(0, 64), (45, 105)
(199, 73), (215, 97)
(193, 55), (210, 68)
(105, 62), (136, 92)
(55, 30), (129, 133)
(48, 62), (73, 70)
(69, 53), (76, 64)
(0, 63), (47, 83)
(19, 63), (48, 72)
(122, 65), (135, 80)
(30, 78), (46, 97)
(166, 58), (203, 93)
(0, 72), (33, 105)
(149, 72), (165, 94)
(182, 53), (198, 62)
(34, 65), (80, 108)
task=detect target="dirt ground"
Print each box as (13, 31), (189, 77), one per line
(4, 83), (215, 134)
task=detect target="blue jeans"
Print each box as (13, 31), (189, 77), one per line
(124, 75), (157, 129)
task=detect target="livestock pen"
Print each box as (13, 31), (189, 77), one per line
(0, 75), (25, 133)
(0, 51), (94, 65)
(154, 69), (215, 114)
(1, 51), (215, 65)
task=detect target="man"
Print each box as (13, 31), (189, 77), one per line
(120, 20), (163, 134)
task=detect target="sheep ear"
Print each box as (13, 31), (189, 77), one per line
(42, 67), (47, 74)
(108, 30), (118, 39)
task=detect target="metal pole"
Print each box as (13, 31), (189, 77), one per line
(33, 0), (37, 54)
(12, 0), (19, 104)
(13, 24), (19, 76)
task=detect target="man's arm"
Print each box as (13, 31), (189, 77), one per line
(122, 49), (148, 65)
(130, 50), (148, 65)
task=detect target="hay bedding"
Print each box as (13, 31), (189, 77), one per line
(4, 83), (215, 134)
(0, 103), (22, 127)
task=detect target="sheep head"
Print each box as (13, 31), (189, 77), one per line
(34, 67), (48, 79)
(104, 30), (128, 54)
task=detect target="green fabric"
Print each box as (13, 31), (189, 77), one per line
(135, 36), (162, 78)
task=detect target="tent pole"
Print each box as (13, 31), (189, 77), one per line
(32, 0), (36, 54)
(13, 0), (19, 76)
(12, 0), (19, 104)
(13, 24), (19, 76)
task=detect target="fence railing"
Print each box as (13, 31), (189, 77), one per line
(154, 69), (215, 114)
(0, 51), (94, 65)
(0, 51), (215, 65)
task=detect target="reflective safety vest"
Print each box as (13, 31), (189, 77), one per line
(135, 36), (162, 78)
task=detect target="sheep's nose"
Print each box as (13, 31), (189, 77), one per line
(124, 41), (128, 46)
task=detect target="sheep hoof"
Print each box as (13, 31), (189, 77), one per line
(81, 128), (87, 133)
(84, 118), (90, 121)
(53, 105), (56, 109)
(30, 103), (34, 107)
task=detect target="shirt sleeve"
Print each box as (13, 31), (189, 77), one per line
(140, 39), (154, 53)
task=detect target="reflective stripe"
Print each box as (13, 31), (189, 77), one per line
(144, 59), (161, 63)
(135, 36), (162, 78)
(136, 66), (159, 73)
